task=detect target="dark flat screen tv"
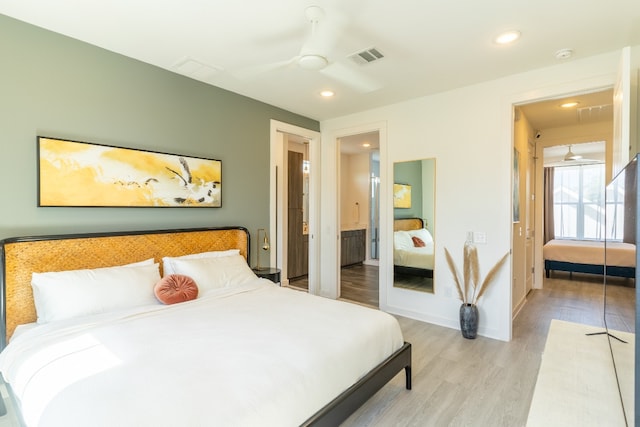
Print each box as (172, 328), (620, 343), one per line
(604, 155), (638, 426)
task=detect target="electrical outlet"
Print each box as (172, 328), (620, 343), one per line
(443, 286), (453, 298)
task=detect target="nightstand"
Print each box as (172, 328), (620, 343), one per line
(252, 267), (281, 285)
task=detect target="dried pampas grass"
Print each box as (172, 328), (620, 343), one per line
(445, 242), (509, 305)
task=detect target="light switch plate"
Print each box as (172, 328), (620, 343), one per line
(473, 231), (487, 244)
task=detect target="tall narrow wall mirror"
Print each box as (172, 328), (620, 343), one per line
(393, 158), (436, 293)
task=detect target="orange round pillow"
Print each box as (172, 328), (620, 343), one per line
(154, 274), (198, 304)
(411, 236), (426, 247)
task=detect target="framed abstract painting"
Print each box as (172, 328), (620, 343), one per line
(37, 136), (222, 207)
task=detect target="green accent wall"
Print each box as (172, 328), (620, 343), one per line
(0, 15), (319, 265)
(393, 160), (423, 219)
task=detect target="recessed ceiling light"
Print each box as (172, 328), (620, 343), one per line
(494, 30), (521, 45)
(362, 143), (371, 148)
(320, 90), (334, 98)
(560, 101), (579, 108)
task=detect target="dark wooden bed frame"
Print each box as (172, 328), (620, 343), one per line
(394, 264), (434, 278)
(544, 259), (636, 279)
(0, 227), (412, 426)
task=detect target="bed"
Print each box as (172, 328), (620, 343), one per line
(393, 218), (434, 279)
(0, 227), (411, 427)
(543, 238), (636, 279)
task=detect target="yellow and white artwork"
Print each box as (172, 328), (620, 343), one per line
(38, 137), (222, 207)
(393, 183), (411, 208)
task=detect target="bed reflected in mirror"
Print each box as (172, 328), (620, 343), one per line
(393, 158), (435, 293)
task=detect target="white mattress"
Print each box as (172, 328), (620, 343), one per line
(394, 243), (434, 269)
(0, 280), (404, 427)
(543, 239), (635, 267)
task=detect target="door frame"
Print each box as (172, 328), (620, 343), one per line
(270, 120), (320, 293)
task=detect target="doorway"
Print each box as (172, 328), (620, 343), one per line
(512, 89), (613, 317)
(287, 139), (310, 288)
(270, 120), (320, 292)
(338, 131), (380, 306)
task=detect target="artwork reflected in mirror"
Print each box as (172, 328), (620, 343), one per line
(393, 184), (412, 208)
(393, 158), (435, 293)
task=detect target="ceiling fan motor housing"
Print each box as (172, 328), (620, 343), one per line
(298, 54), (328, 70)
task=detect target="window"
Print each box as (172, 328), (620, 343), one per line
(553, 164), (605, 240)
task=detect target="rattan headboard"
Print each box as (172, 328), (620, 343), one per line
(393, 218), (424, 232)
(0, 226), (249, 348)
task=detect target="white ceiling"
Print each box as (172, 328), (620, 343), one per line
(1, 1), (639, 122)
(519, 89), (614, 130)
(339, 131), (379, 154)
(524, 89), (614, 164)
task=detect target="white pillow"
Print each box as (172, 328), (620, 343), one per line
(127, 258), (155, 266)
(393, 230), (413, 250)
(169, 254), (257, 293)
(32, 263), (161, 324)
(163, 249), (240, 275)
(407, 228), (434, 244)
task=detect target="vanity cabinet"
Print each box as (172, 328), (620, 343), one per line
(341, 229), (366, 266)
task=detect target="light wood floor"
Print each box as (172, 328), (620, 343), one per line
(340, 272), (635, 427)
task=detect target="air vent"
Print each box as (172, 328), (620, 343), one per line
(349, 47), (385, 65)
(577, 104), (613, 123)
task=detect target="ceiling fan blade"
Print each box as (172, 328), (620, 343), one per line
(234, 56), (299, 80)
(320, 62), (382, 93)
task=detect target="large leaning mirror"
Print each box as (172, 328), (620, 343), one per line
(393, 158), (436, 293)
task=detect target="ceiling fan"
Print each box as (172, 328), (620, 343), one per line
(558, 144), (601, 165)
(564, 145), (582, 161)
(236, 6), (381, 93)
(543, 144), (604, 167)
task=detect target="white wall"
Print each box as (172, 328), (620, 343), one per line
(340, 152), (370, 230)
(319, 50), (625, 341)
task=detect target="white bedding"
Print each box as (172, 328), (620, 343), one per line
(0, 280), (404, 427)
(394, 243), (434, 269)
